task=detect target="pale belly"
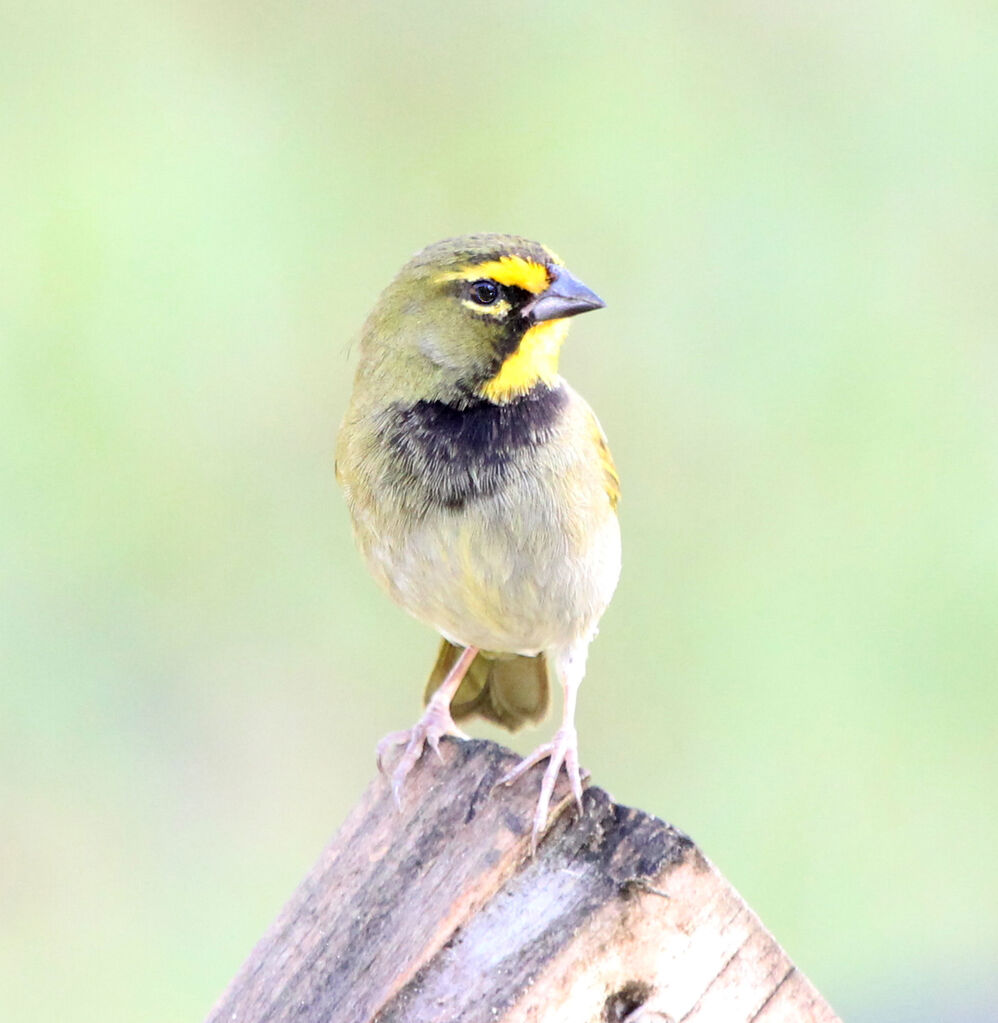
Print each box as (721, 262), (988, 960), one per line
(357, 492), (621, 655)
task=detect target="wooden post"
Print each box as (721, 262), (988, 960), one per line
(207, 738), (840, 1023)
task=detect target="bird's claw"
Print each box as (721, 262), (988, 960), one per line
(376, 700), (468, 807)
(499, 726), (586, 852)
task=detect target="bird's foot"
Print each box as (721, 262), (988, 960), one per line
(499, 725), (586, 852)
(376, 699), (469, 807)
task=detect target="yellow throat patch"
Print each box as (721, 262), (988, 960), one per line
(480, 318), (570, 403)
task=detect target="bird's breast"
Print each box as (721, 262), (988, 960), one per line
(341, 381), (620, 653)
(377, 384), (569, 512)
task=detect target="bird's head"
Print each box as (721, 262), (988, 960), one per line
(356, 234), (604, 407)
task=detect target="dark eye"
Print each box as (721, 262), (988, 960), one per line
(469, 279), (500, 305)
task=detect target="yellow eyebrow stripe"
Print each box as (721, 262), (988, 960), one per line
(437, 255), (551, 294)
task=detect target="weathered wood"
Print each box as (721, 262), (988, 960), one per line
(207, 738), (839, 1023)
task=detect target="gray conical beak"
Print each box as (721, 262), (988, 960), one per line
(527, 266), (605, 323)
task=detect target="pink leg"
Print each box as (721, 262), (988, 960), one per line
(376, 644), (478, 806)
(499, 643), (588, 852)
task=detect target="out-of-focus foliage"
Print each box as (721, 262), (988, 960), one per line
(2, 3), (996, 1020)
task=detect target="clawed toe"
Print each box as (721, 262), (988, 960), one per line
(375, 730), (412, 775)
(376, 699), (467, 807)
(498, 743), (553, 787)
(498, 727), (585, 852)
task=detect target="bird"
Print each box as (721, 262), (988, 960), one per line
(335, 234), (620, 848)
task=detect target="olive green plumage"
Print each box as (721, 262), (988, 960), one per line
(337, 235), (620, 810)
(343, 235), (556, 411)
(426, 641), (549, 731)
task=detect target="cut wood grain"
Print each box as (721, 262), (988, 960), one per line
(207, 738), (839, 1023)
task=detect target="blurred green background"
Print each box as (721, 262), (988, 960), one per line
(3, 2), (997, 1020)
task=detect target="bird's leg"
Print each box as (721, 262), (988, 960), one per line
(376, 644), (478, 806)
(499, 643), (588, 852)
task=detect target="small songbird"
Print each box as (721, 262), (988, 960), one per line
(336, 234), (620, 847)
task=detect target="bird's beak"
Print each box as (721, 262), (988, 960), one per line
(527, 267), (605, 323)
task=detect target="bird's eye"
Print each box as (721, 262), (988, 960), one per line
(469, 280), (500, 305)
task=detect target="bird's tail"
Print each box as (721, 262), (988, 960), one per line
(424, 640), (549, 732)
